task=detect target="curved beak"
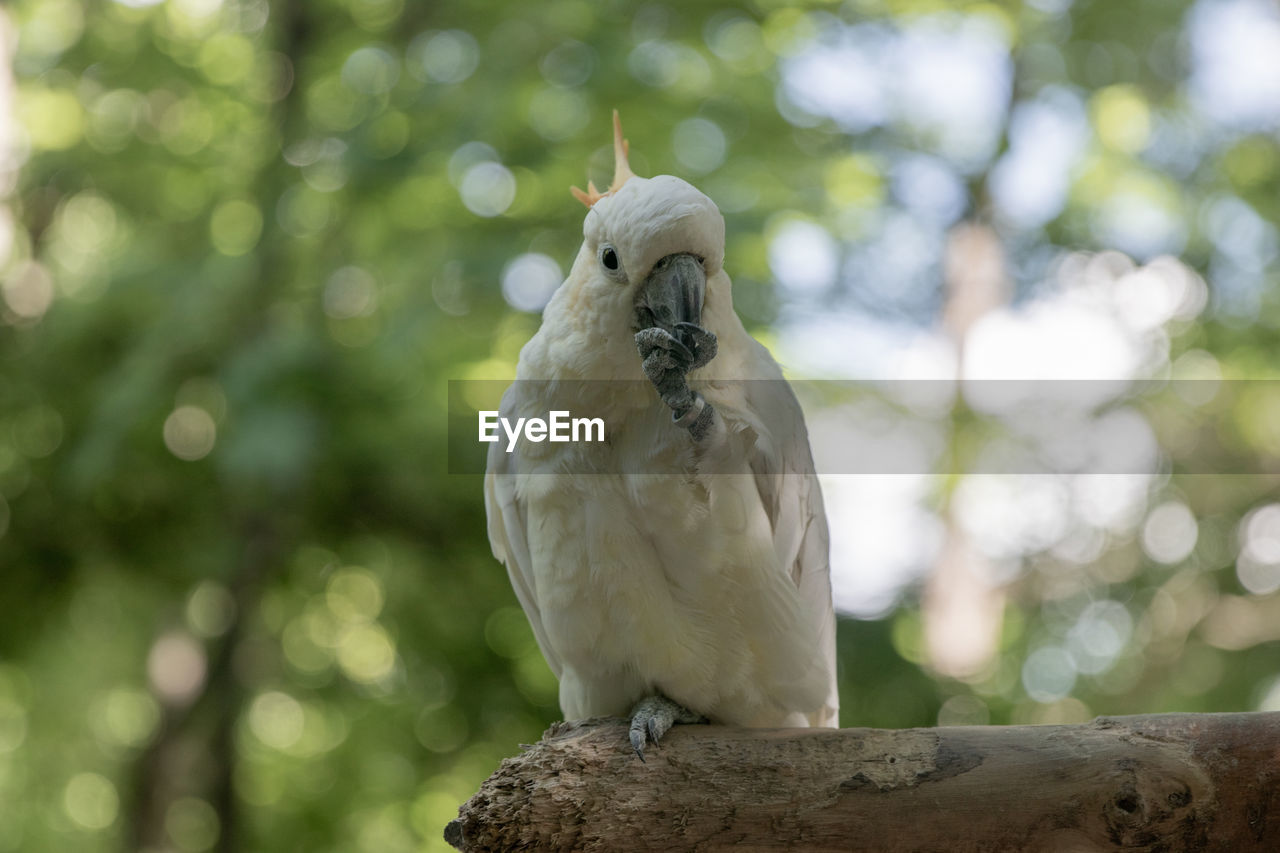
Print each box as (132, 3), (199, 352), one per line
(633, 253), (706, 334)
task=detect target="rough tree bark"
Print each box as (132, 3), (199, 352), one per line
(446, 712), (1280, 852)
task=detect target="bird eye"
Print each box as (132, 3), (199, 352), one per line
(601, 247), (619, 271)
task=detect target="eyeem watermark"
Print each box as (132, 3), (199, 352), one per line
(450, 378), (1280, 474)
(479, 410), (606, 453)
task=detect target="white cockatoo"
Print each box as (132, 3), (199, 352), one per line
(485, 113), (837, 758)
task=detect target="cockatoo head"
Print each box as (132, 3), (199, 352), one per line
(558, 113), (726, 348)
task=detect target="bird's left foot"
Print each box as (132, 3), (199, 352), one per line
(634, 324), (718, 440)
(628, 694), (706, 761)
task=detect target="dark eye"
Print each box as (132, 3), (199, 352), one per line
(602, 247), (619, 271)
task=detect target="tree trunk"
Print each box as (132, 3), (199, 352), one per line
(446, 712), (1280, 852)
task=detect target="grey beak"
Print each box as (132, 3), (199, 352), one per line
(633, 253), (706, 334)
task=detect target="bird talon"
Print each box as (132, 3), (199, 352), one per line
(629, 720), (648, 761)
(674, 321), (717, 369)
(628, 694), (704, 761)
(636, 326), (695, 368)
(667, 336), (695, 366)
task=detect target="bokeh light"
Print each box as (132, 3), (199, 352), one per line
(1188, 0), (1280, 130)
(2, 260), (53, 319)
(63, 772), (119, 831)
(937, 694), (990, 726)
(768, 219), (837, 295)
(248, 691), (305, 751)
(92, 688), (160, 749)
(147, 631), (207, 706)
(336, 623), (397, 684)
(323, 266), (378, 319)
(163, 405), (218, 461)
(1022, 646), (1077, 703)
(672, 117), (726, 174)
(326, 566), (384, 623)
(210, 199), (263, 256)
(501, 253), (561, 313)
(459, 161), (516, 218)
(1141, 502), (1199, 565)
(186, 581), (236, 638)
(1237, 504), (1280, 594)
(409, 30), (479, 84)
(1067, 601), (1133, 675)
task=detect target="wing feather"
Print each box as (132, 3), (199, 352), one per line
(742, 374), (839, 728)
(484, 388), (563, 679)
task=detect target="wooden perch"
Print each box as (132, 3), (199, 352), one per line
(446, 712), (1280, 852)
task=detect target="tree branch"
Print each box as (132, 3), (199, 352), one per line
(447, 712), (1280, 852)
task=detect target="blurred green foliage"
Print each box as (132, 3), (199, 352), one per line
(2, 0), (1279, 851)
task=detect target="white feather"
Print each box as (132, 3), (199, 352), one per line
(485, 174), (838, 728)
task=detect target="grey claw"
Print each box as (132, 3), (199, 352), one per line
(667, 336), (695, 365)
(630, 729), (647, 762)
(628, 695), (706, 761)
(674, 321), (717, 369)
(635, 326), (694, 367)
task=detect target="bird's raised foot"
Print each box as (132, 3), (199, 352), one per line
(627, 694), (707, 761)
(635, 325), (718, 440)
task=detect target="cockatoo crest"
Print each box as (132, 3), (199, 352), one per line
(571, 110), (636, 207)
(567, 111), (723, 276)
(545, 113), (727, 363)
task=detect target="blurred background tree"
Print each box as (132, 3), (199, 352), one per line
(1, 0), (1278, 850)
